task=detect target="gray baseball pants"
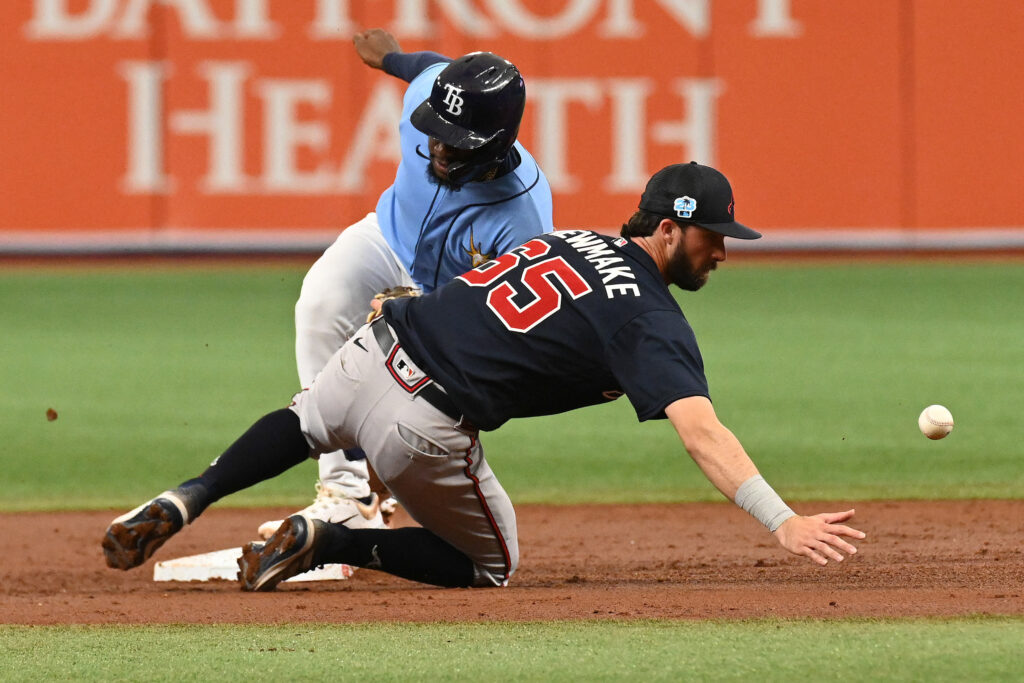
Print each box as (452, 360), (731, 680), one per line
(289, 318), (519, 587)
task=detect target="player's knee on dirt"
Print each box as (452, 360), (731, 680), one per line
(471, 551), (518, 587)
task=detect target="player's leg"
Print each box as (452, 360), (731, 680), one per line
(296, 214), (412, 385)
(265, 213), (415, 535)
(240, 323), (518, 590)
(103, 408), (313, 570)
(103, 220), (415, 571)
(349, 425), (517, 587)
(103, 320), (386, 571)
(244, 412), (517, 589)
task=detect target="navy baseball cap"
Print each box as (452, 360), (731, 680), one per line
(638, 162), (761, 240)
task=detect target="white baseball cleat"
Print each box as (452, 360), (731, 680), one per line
(257, 481), (386, 540)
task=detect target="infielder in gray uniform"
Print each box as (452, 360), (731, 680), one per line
(103, 162), (865, 590)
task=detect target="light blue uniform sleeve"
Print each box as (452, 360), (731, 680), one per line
(469, 146), (554, 259)
(375, 63), (448, 279)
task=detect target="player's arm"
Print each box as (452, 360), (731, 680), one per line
(487, 217), (550, 265)
(353, 28), (451, 82)
(665, 396), (866, 565)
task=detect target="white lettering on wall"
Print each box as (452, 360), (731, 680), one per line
(485, 0), (597, 39)
(603, 78), (654, 193)
(232, 0), (277, 38)
(115, 0), (221, 39)
(308, 0), (355, 39)
(336, 82), (403, 192)
(120, 63), (721, 197)
(749, 0), (802, 37)
(26, 0), (116, 39)
(169, 61), (250, 193)
(530, 77), (722, 194)
(528, 79), (604, 193)
(120, 60), (406, 195)
(120, 60), (172, 193)
(28, 0), (802, 40)
(25, 0), (278, 40)
(599, 0), (709, 38)
(650, 78), (722, 167)
(391, 0), (497, 38)
(256, 79), (333, 193)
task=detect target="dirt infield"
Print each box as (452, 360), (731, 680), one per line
(3, 500), (1021, 624)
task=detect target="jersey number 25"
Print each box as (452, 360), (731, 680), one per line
(457, 239), (592, 333)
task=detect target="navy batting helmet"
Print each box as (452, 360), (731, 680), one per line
(410, 52), (526, 185)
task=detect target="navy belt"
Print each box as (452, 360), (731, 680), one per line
(371, 318), (466, 425)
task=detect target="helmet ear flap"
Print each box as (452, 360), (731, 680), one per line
(443, 137), (505, 185)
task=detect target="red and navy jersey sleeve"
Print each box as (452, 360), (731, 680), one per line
(606, 310), (710, 421)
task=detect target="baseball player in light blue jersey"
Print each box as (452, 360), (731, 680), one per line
(259, 29), (554, 539)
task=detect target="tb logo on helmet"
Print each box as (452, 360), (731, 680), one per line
(674, 196), (697, 218)
(442, 83), (465, 115)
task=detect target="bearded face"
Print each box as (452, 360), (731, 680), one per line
(667, 248), (713, 291)
(666, 223), (725, 291)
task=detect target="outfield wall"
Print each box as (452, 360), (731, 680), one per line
(2, 1), (1022, 253)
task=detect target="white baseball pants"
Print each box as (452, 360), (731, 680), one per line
(294, 213), (417, 498)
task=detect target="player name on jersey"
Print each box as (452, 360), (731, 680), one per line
(552, 230), (640, 299)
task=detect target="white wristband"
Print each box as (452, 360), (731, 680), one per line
(734, 474), (796, 532)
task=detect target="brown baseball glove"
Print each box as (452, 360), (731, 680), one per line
(367, 285), (421, 322)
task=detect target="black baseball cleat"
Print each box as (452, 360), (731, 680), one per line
(238, 513), (323, 591)
(102, 492), (189, 570)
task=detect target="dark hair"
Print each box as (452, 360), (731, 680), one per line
(620, 210), (685, 238)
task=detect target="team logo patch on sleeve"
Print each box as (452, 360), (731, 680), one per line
(463, 226), (493, 267)
(674, 196), (697, 218)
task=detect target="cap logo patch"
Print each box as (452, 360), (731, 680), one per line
(674, 196), (696, 218)
(442, 83), (465, 115)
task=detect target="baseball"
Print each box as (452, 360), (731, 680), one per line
(918, 405), (954, 440)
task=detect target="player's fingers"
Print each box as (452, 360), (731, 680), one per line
(804, 546), (828, 566)
(818, 509), (856, 524)
(822, 533), (859, 556)
(828, 523), (866, 540)
(818, 542), (845, 563)
(817, 534), (856, 559)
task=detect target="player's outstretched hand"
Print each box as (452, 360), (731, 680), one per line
(772, 509), (865, 566)
(353, 28), (402, 69)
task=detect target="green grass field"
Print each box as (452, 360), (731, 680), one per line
(2, 618), (1022, 681)
(2, 261), (1021, 510)
(2, 261), (1021, 681)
